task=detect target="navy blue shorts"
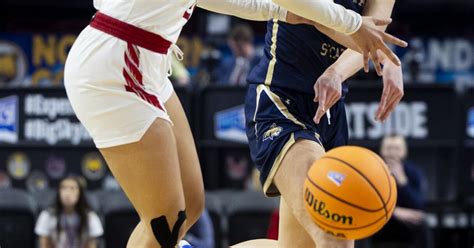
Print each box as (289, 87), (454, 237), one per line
(245, 84), (349, 196)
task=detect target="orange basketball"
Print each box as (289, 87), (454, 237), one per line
(303, 146), (397, 240)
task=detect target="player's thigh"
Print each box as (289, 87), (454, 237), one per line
(273, 139), (323, 247)
(279, 197), (315, 248)
(231, 239), (279, 248)
(165, 92), (205, 226)
(274, 139), (353, 247)
(99, 118), (187, 245)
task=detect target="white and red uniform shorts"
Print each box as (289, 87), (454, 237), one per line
(65, 0), (196, 148)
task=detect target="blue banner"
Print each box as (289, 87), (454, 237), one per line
(0, 33), (77, 87)
(397, 37), (474, 84)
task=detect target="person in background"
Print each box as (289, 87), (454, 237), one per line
(372, 134), (427, 247)
(185, 209), (215, 248)
(214, 24), (261, 86)
(35, 176), (103, 248)
(170, 56), (192, 88)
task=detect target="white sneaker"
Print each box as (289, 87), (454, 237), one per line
(178, 240), (192, 248)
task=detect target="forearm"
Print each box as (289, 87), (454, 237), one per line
(328, 0), (396, 80)
(273, 0), (362, 34)
(88, 239), (98, 248)
(197, 0), (287, 21)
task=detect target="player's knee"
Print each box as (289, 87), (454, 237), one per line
(149, 210), (187, 248)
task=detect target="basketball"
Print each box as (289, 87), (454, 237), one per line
(304, 146), (397, 240)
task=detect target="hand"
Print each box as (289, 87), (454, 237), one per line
(375, 58), (404, 122)
(385, 158), (408, 186)
(313, 67), (343, 124)
(393, 207), (425, 225)
(350, 16), (408, 75)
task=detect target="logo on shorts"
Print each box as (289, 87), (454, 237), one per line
(82, 152), (106, 181)
(7, 152), (30, 180)
(0, 95), (19, 144)
(263, 123), (282, 142)
(327, 171), (346, 187)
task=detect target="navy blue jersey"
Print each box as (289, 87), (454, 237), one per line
(247, 0), (365, 95)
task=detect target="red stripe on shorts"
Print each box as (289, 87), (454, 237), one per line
(123, 43), (163, 110)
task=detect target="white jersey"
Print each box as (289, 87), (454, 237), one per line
(93, 0), (196, 43)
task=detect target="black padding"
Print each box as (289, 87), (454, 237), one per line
(150, 210), (187, 248)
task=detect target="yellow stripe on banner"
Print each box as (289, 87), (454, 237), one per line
(263, 133), (296, 197)
(257, 84), (306, 129)
(264, 19), (279, 86)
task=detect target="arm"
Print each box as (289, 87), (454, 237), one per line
(397, 165), (425, 209)
(273, 0), (361, 34)
(39, 236), (53, 248)
(197, 0), (288, 22)
(313, 0), (403, 123)
(88, 239), (98, 248)
(36, 211), (54, 248)
(328, 0), (397, 79)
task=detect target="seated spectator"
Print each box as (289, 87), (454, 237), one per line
(214, 24), (260, 86)
(185, 209), (215, 248)
(35, 176), (103, 248)
(170, 56), (192, 88)
(372, 134), (428, 247)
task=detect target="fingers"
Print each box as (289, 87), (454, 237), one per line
(376, 85), (390, 121)
(372, 17), (392, 26)
(379, 95), (401, 121)
(382, 32), (408, 48)
(314, 89), (327, 124)
(363, 51), (370, 73)
(378, 41), (401, 66)
(314, 86), (342, 124)
(371, 50), (383, 76)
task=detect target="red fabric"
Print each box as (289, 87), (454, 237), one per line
(90, 11), (171, 54)
(267, 208), (280, 240)
(122, 43), (163, 110)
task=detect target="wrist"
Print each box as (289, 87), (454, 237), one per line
(326, 66), (346, 83)
(346, 13), (363, 35)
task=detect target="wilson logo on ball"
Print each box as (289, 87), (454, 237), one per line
(305, 188), (354, 225)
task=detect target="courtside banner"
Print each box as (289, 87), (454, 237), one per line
(345, 84), (457, 142)
(200, 85), (458, 143)
(392, 37), (474, 85)
(0, 89), (93, 146)
(0, 33), (77, 87)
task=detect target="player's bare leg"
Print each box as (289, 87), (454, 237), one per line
(231, 239), (279, 247)
(166, 92), (205, 230)
(232, 198), (316, 248)
(100, 118), (187, 248)
(274, 139), (353, 248)
(233, 139), (352, 248)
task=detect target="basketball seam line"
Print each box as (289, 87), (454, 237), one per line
(312, 190), (396, 231)
(305, 176), (383, 212)
(367, 152), (393, 206)
(322, 156), (389, 220)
